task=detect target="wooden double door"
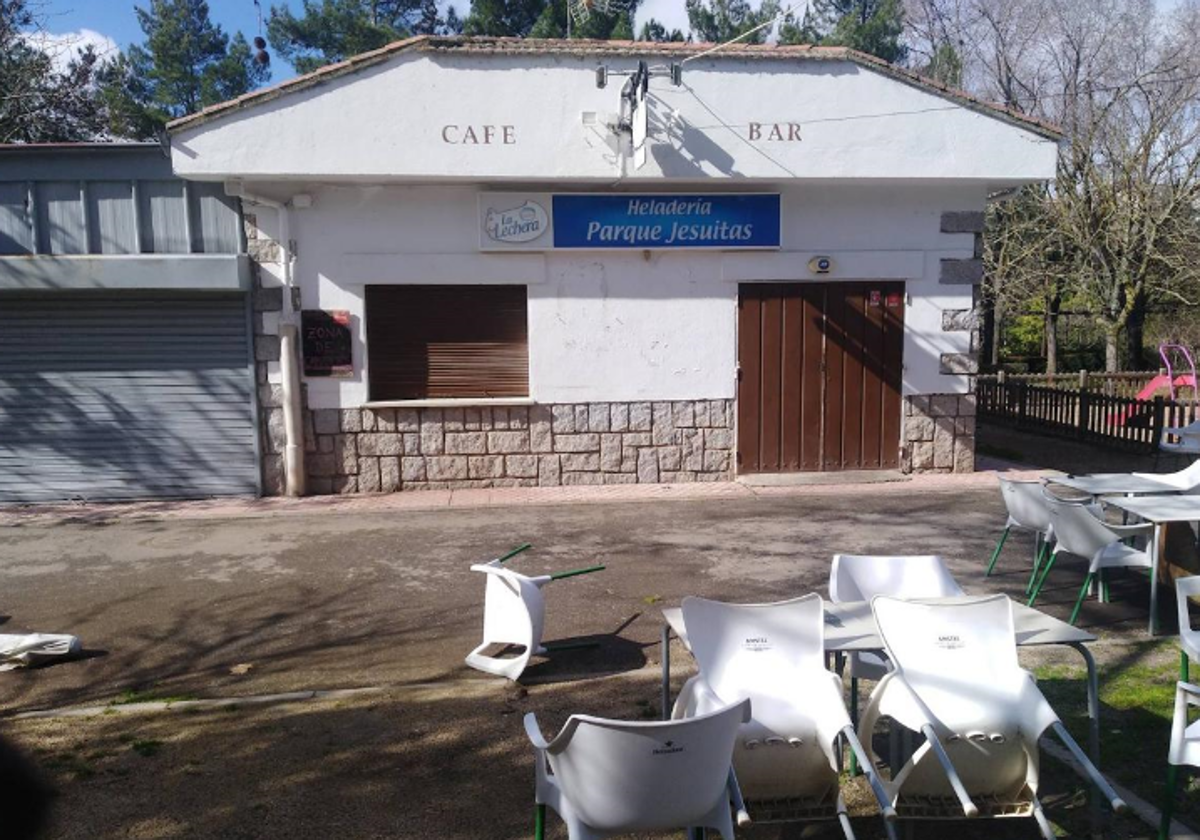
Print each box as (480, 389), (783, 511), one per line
(737, 282), (905, 473)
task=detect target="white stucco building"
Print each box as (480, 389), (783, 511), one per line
(169, 36), (1060, 496)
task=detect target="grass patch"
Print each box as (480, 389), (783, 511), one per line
(1034, 641), (1191, 827)
(128, 738), (163, 758)
(111, 688), (198, 706)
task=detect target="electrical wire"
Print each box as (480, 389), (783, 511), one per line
(681, 1), (803, 64)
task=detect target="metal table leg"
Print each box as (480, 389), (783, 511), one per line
(1069, 641), (1102, 838)
(661, 622), (671, 721)
(1149, 523), (1163, 636)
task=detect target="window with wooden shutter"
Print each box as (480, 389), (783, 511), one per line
(366, 285), (529, 400)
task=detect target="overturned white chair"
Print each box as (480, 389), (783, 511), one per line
(465, 544), (605, 681)
(525, 699), (751, 840)
(1162, 575), (1200, 839)
(860, 594), (1125, 837)
(0, 633), (81, 671)
(672, 594), (897, 837)
(1134, 457), (1200, 493)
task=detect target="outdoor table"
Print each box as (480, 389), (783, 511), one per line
(1048, 473), (1183, 498)
(659, 598), (1101, 769)
(1101, 495), (1200, 636)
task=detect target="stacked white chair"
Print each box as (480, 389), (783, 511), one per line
(1036, 496), (1154, 625)
(1162, 575), (1200, 839)
(828, 554), (964, 730)
(860, 594), (1125, 838)
(672, 593), (897, 838)
(525, 699), (751, 840)
(465, 544), (605, 681)
(987, 477), (1056, 592)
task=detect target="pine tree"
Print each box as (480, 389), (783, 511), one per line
(798, 0), (906, 63)
(685, 0), (779, 45)
(638, 18), (686, 42)
(110, 0), (270, 130)
(267, 0), (459, 74)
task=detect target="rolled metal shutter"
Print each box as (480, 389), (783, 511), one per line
(0, 292), (258, 503)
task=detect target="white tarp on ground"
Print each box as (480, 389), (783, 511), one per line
(0, 634), (80, 670)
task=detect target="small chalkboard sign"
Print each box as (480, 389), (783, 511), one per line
(301, 310), (353, 377)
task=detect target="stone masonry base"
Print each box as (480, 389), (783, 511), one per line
(901, 394), (976, 474)
(298, 401), (735, 495)
(259, 395), (976, 496)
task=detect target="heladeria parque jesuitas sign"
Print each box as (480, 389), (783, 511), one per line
(479, 193), (780, 251)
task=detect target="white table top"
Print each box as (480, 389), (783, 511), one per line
(662, 597), (1095, 654)
(1101, 494), (1200, 523)
(1049, 473), (1181, 496)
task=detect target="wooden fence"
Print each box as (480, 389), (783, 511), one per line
(977, 375), (1198, 452)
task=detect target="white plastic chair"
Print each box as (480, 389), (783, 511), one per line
(1178, 575), (1200, 683)
(464, 545), (605, 681)
(987, 478), (1055, 593)
(525, 699), (752, 840)
(0, 633), (81, 671)
(860, 595), (1125, 837)
(1134, 458), (1200, 493)
(829, 555), (964, 715)
(1034, 497), (1154, 625)
(1159, 422), (1200, 457)
(1161, 680), (1200, 839)
(672, 594), (897, 837)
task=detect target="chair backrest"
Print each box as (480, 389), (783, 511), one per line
(547, 699), (751, 832)
(873, 594), (1019, 689)
(998, 476), (1052, 532)
(471, 562), (545, 650)
(681, 594), (825, 701)
(828, 554), (964, 603)
(1043, 498), (1117, 559)
(1177, 575), (1200, 639)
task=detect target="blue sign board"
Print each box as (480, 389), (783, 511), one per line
(552, 194), (780, 249)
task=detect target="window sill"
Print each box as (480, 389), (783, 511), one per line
(363, 397), (536, 410)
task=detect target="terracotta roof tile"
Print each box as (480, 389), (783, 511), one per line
(167, 35), (1062, 140)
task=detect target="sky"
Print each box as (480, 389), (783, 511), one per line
(31, 0), (696, 80)
(30, 0), (1183, 83)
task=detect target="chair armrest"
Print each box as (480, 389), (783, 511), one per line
(524, 712), (551, 750)
(1178, 681), (1200, 706)
(1107, 521), (1154, 538)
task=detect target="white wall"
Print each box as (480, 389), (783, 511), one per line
(172, 51), (1057, 184)
(248, 181), (982, 409)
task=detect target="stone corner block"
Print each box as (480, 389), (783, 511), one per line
(939, 352), (980, 375)
(940, 210), (985, 234)
(939, 258), (983, 286)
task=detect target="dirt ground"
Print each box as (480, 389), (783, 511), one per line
(0, 471), (1186, 839)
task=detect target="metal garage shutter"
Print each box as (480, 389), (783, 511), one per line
(0, 293), (258, 503)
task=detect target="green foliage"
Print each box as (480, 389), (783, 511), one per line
(638, 18), (686, 42)
(923, 41), (961, 87)
(100, 0), (270, 133)
(796, 0), (906, 63)
(462, 0), (546, 36)
(468, 0), (635, 39)
(267, 0), (460, 74)
(0, 0), (117, 141)
(685, 0), (779, 45)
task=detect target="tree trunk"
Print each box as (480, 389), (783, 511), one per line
(1125, 290), (1147, 370)
(1105, 327), (1120, 372)
(1044, 290), (1061, 374)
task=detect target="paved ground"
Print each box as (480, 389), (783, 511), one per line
(0, 452), (1183, 838)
